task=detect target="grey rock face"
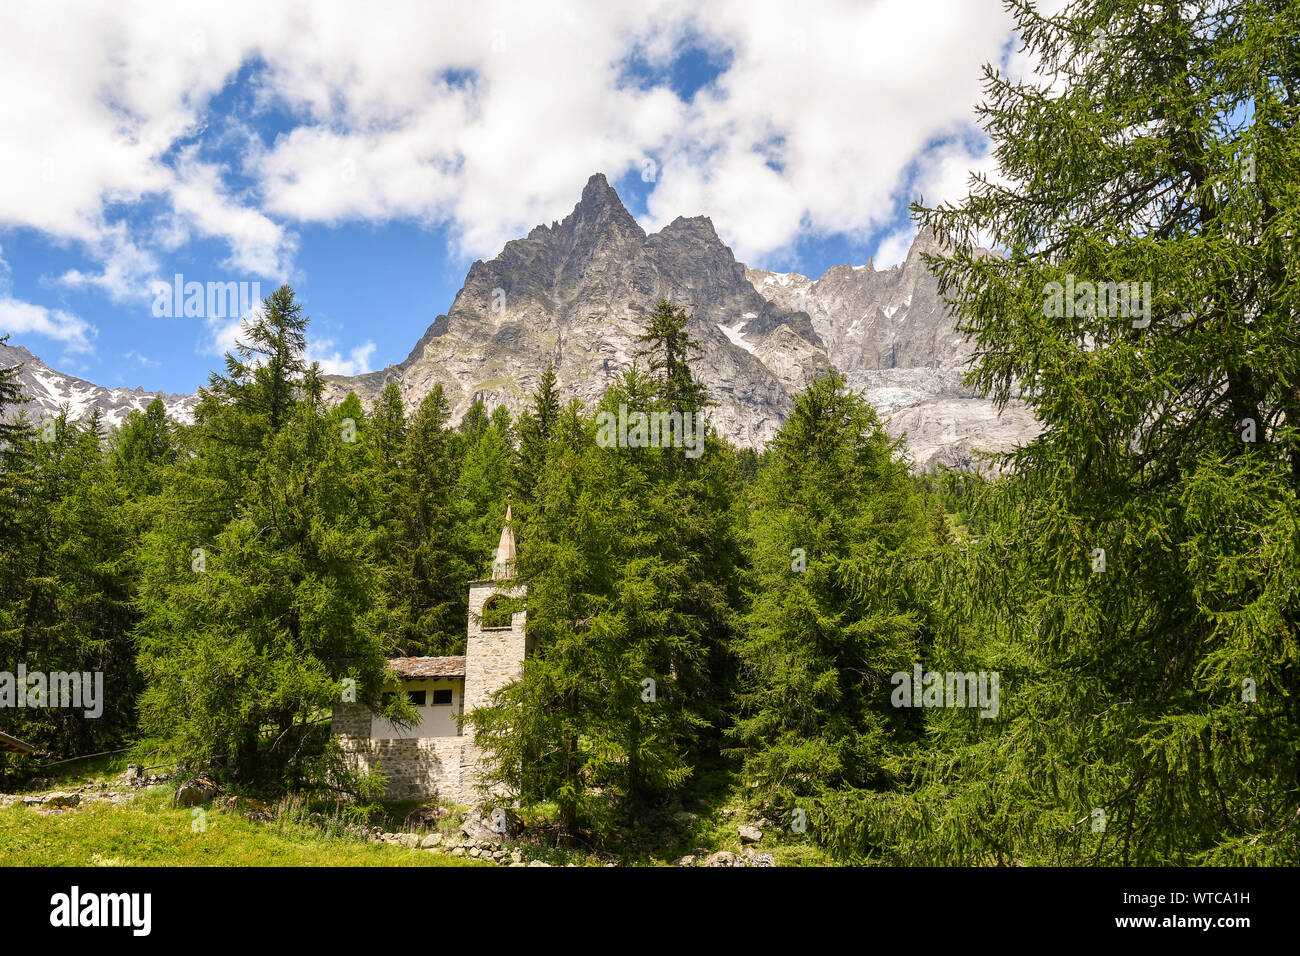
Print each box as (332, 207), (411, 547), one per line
(746, 228), (974, 374)
(324, 173), (824, 450)
(747, 237), (1039, 469)
(3, 174), (1038, 470)
(328, 175), (1034, 468)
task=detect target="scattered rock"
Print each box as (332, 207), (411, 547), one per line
(119, 765), (144, 787)
(461, 806), (522, 841)
(419, 833), (443, 849)
(673, 855), (696, 867)
(704, 851), (737, 867)
(738, 825), (763, 844)
(527, 860), (551, 867)
(173, 774), (220, 808)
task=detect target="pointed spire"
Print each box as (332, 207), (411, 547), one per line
(490, 494), (516, 581)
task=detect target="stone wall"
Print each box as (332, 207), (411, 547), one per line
(334, 732), (477, 804)
(331, 699), (372, 738)
(462, 581), (527, 718)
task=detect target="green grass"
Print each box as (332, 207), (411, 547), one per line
(3, 751), (837, 866)
(0, 791), (483, 867)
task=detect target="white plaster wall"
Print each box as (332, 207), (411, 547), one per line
(369, 677), (464, 739)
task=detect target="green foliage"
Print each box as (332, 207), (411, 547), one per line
(133, 287), (393, 790)
(855, 0), (1300, 865)
(0, 408), (138, 766)
(467, 341), (741, 843)
(2, 0), (1294, 866)
(728, 370), (940, 843)
(379, 386), (473, 656)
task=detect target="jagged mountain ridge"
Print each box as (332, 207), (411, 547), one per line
(325, 173), (827, 448)
(0, 342), (197, 430)
(2, 173), (1037, 468)
(327, 172), (1034, 467)
(744, 234), (1037, 469)
(744, 226), (976, 374)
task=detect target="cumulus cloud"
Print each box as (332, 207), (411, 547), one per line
(872, 227), (916, 269)
(0, 0), (1021, 300)
(203, 311), (254, 360)
(0, 297), (96, 354)
(57, 224), (161, 303)
(307, 339), (378, 377)
(0, 244), (97, 354)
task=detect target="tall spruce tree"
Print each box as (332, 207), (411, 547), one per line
(515, 362), (561, 509)
(729, 370), (938, 834)
(134, 287), (394, 788)
(468, 316), (740, 845)
(636, 300), (708, 411)
(391, 386), (472, 655)
(870, 0), (1300, 864)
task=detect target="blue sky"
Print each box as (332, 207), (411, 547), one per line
(0, 0), (1025, 396)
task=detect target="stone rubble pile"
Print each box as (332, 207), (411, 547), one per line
(365, 825), (548, 866)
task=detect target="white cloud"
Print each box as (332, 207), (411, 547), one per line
(0, 243), (98, 354)
(203, 312), (254, 360)
(57, 224), (161, 303)
(308, 340), (379, 377)
(872, 227), (915, 269)
(170, 147), (297, 278)
(0, 0), (1020, 289)
(0, 297), (96, 354)
(123, 349), (160, 367)
(307, 339), (377, 376)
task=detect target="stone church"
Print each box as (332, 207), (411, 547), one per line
(331, 502), (529, 803)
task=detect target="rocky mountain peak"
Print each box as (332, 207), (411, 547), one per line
(2, 173), (1035, 473)
(559, 172), (645, 246)
(662, 214), (719, 238)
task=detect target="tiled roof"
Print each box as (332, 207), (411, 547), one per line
(387, 656), (466, 679)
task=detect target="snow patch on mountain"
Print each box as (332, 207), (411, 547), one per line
(717, 321), (757, 354)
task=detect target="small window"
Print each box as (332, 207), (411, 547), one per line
(407, 690), (426, 706)
(432, 689), (453, 705)
(481, 595), (514, 628)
